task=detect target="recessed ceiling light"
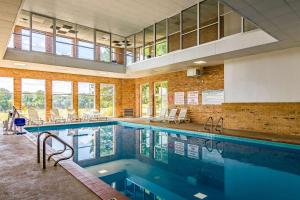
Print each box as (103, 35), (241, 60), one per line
(14, 63), (26, 66)
(194, 60), (207, 65)
(98, 169), (108, 174)
(194, 192), (207, 199)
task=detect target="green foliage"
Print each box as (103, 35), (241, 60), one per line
(0, 88), (13, 112)
(100, 85), (114, 116)
(78, 94), (95, 109)
(22, 90), (45, 109)
(156, 41), (167, 56)
(53, 95), (72, 109)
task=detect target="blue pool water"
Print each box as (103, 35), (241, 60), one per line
(26, 122), (300, 200)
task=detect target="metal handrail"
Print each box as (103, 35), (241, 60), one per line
(37, 131), (74, 169)
(215, 117), (224, 133)
(204, 116), (214, 133)
(37, 131), (52, 163)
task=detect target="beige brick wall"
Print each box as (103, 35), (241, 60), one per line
(133, 65), (224, 124)
(1, 65), (299, 135)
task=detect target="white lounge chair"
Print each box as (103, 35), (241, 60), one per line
(167, 108), (178, 123)
(150, 108), (168, 122)
(177, 108), (190, 123)
(28, 107), (43, 125)
(67, 109), (81, 122)
(50, 108), (66, 123)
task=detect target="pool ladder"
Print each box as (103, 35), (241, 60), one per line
(37, 131), (74, 169)
(204, 117), (224, 133)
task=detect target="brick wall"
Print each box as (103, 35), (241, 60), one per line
(1, 65), (299, 135)
(133, 65), (224, 124)
(223, 103), (300, 135)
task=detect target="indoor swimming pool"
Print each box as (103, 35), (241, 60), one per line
(26, 122), (300, 200)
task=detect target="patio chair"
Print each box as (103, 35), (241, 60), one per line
(90, 109), (108, 121)
(67, 109), (81, 122)
(50, 108), (66, 123)
(150, 108), (168, 122)
(177, 108), (190, 123)
(28, 107), (44, 125)
(167, 108), (178, 123)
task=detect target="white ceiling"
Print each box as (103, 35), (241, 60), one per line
(22, 0), (200, 36)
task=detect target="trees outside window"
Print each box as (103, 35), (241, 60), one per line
(154, 81), (168, 117)
(100, 84), (115, 117)
(52, 81), (73, 118)
(0, 77), (13, 122)
(21, 78), (46, 120)
(78, 82), (95, 117)
(140, 83), (150, 117)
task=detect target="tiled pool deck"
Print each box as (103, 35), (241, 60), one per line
(0, 118), (300, 200)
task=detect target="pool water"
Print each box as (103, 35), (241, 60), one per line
(27, 122), (300, 200)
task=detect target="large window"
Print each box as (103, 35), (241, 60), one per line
(0, 77), (14, 122)
(140, 83), (150, 117)
(182, 5), (198, 49)
(144, 26), (154, 59)
(21, 78), (46, 120)
(21, 29), (30, 51)
(154, 81), (168, 117)
(126, 35), (134, 65)
(96, 31), (111, 62)
(135, 31), (144, 62)
(78, 82), (95, 117)
(155, 20), (167, 57)
(52, 81), (73, 118)
(100, 126), (115, 157)
(168, 14), (181, 52)
(199, 0), (219, 44)
(100, 84), (115, 117)
(55, 20), (76, 57)
(77, 25), (94, 60)
(219, 3), (242, 38)
(32, 14), (53, 53)
(111, 34), (125, 65)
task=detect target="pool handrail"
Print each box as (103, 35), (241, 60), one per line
(204, 116), (214, 133)
(37, 131), (74, 169)
(215, 117), (224, 133)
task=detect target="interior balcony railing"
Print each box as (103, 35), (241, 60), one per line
(7, 0), (258, 68)
(8, 32), (132, 66)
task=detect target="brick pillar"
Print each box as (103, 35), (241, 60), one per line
(14, 78), (21, 109)
(45, 80), (52, 121)
(95, 83), (100, 111)
(73, 81), (78, 116)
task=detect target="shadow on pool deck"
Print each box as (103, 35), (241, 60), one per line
(0, 134), (100, 200)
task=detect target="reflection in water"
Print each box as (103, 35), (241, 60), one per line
(37, 124), (300, 200)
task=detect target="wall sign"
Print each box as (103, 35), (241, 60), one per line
(174, 141), (185, 156)
(174, 92), (185, 105)
(187, 91), (199, 105)
(202, 90), (224, 105)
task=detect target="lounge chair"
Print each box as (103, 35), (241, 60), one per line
(150, 108), (168, 122)
(90, 110), (108, 121)
(177, 108), (190, 123)
(67, 109), (81, 122)
(28, 107), (44, 125)
(167, 108), (178, 123)
(50, 108), (66, 123)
